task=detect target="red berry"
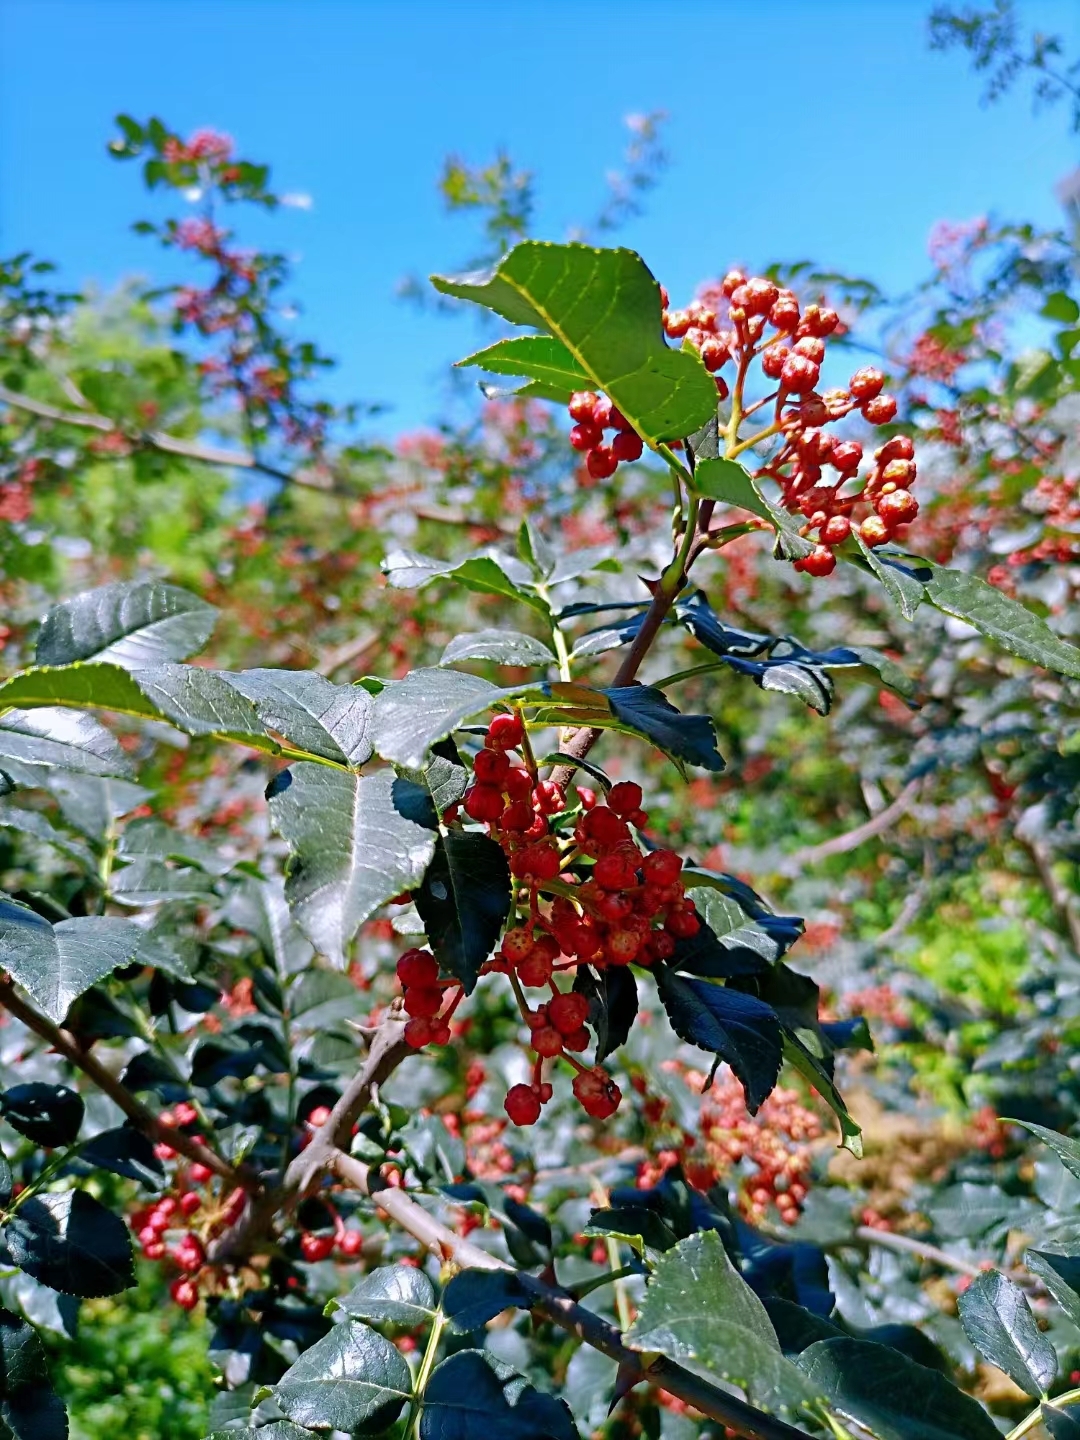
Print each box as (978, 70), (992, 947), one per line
(876, 489), (919, 526)
(397, 948), (439, 987)
(769, 293), (800, 331)
(174, 1235), (205, 1272)
(831, 440), (862, 473)
(801, 304), (839, 337)
(548, 991), (589, 1035)
(822, 515), (852, 545)
(501, 927), (536, 963)
(487, 712), (524, 750)
(404, 985), (443, 1019)
(862, 394), (898, 425)
(849, 366), (885, 401)
(598, 891), (634, 923)
(735, 277), (778, 316)
(531, 1025), (564, 1057)
(517, 951), (555, 987)
(431, 1021), (451, 1045)
(473, 748), (510, 785)
(586, 446), (618, 480)
(793, 336), (825, 364)
(573, 1068), (622, 1119)
(464, 784), (505, 822)
(504, 766), (533, 800)
(860, 515), (890, 546)
(721, 269), (746, 297)
(641, 849), (682, 886)
(876, 435), (914, 463)
(189, 1162), (212, 1185)
(504, 1084), (542, 1126)
(607, 781), (643, 817)
(500, 800), (533, 832)
(611, 429), (644, 461)
(582, 807), (631, 850)
(644, 931), (677, 963)
(154, 1143), (177, 1162)
(761, 344), (789, 379)
(665, 905), (701, 939)
(179, 1191), (201, 1217)
(605, 928), (643, 964)
(339, 1229), (363, 1256)
(173, 1102), (198, 1127)
(664, 309), (691, 337)
(881, 458), (916, 486)
(300, 1232), (335, 1263)
(143, 1240), (166, 1260)
(568, 391), (597, 423)
(307, 1105), (332, 1128)
(780, 354), (820, 394)
(570, 421), (602, 452)
(796, 545), (837, 578)
(533, 780), (565, 815)
(576, 785), (597, 810)
(594, 852), (638, 891)
(405, 1017), (433, 1048)
(170, 1278), (199, 1310)
(512, 843), (561, 884)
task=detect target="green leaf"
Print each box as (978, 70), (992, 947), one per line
(691, 456), (776, 524)
(0, 899), (141, 1023)
(266, 765), (435, 967)
(332, 1264), (437, 1327)
(584, 1205), (679, 1254)
(925, 1182), (1013, 1238)
(440, 630), (556, 668)
(1042, 291), (1080, 324)
(957, 1270), (1056, 1396)
(1043, 1405), (1080, 1438)
(0, 1307), (68, 1440)
(35, 580), (217, 668)
(272, 1320), (412, 1433)
(1009, 1121), (1080, 1180)
(222, 669), (373, 767)
(795, 1337), (1000, 1440)
(625, 1231), (816, 1410)
(288, 969), (363, 1031)
(432, 241), (717, 445)
(372, 668), (539, 771)
(414, 831), (511, 993)
(78, 1126), (165, 1189)
(4, 1190), (135, 1297)
(458, 335), (590, 395)
(382, 550), (546, 614)
(781, 1036), (863, 1158)
(603, 686), (725, 773)
(203, 1427), (312, 1440)
(0, 706), (133, 782)
(655, 968), (782, 1112)
(1, 1083), (84, 1147)
(0, 803), (96, 870)
(420, 1350), (579, 1440)
(924, 565), (1080, 678)
(1025, 1250), (1080, 1328)
(442, 1270), (529, 1333)
(850, 538), (927, 621)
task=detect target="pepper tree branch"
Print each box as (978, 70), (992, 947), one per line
(0, 978), (247, 1188)
(0, 381), (322, 491)
(330, 1147), (813, 1440)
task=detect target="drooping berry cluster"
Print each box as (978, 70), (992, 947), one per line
(397, 715), (703, 1128)
(661, 272), (918, 577)
(566, 391), (644, 480)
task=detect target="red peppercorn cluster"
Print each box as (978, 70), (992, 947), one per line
(662, 270), (918, 578)
(567, 391), (645, 480)
(400, 717), (704, 1127)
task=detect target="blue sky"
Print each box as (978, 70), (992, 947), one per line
(2, 0), (1078, 437)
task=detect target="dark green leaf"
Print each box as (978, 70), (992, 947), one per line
(272, 1320), (412, 1433)
(781, 1035), (863, 1157)
(203, 1427), (312, 1440)
(222, 669), (374, 766)
(1, 1084), (83, 1147)
(796, 1337), (1000, 1440)
(924, 566), (1080, 679)
(926, 1182), (1014, 1238)
(442, 1269), (529, 1333)
(573, 965), (637, 1063)
(5, 1190), (134, 1297)
(77, 1126), (165, 1189)
(1010, 1121), (1080, 1180)
(267, 765), (436, 967)
(0, 1306), (68, 1440)
(957, 1270), (1056, 1396)
(440, 630), (556, 668)
(372, 668), (541, 771)
(0, 805), (95, 871)
(0, 706), (133, 783)
(432, 241), (717, 445)
(420, 1349), (579, 1440)
(1043, 1405), (1080, 1438)
(414, 831), (511, 993)
(603, 686), (724, 773)
(0, 900), (141, 1023)
(625, 1231), (815, 1410)
(850, 538), (927, 620)
(584, 1206), (678, 1254)
(655, 969), (782, 1112)
(1042, 291), (1080, 324)
(333, 1264), (437, 1327)
(691, 456), (776, 523)
(382, 551), (546, 615)
(35, 580), (216, 668)
(1026, 1250), (1080, 1328)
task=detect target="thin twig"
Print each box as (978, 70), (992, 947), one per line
(779, 780), (921, 875)
(331, 1148), (812, 1440)
(0, 978), (248, 1188)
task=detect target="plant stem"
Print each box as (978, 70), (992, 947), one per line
(1007, 1387), (1080, 1440)
(409, 1308), (447, 1439)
